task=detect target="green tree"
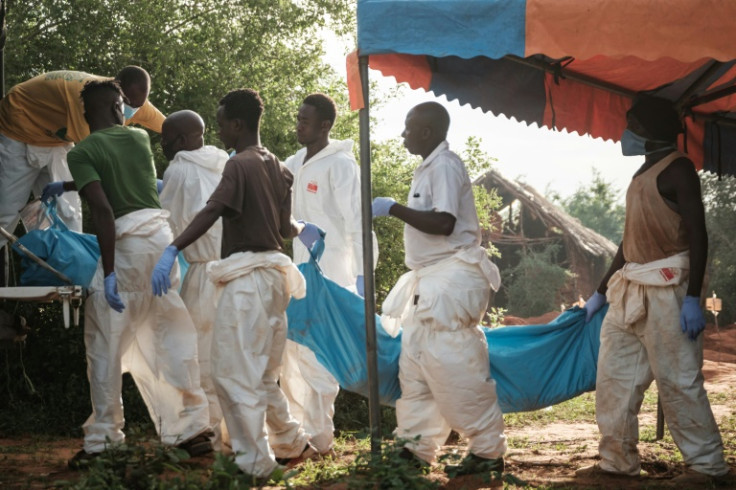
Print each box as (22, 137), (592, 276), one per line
(4, 0), (354, 162)
(701, 173), (736, 324)
(554, 169), (625, 244)
(502, 244), (573, 317)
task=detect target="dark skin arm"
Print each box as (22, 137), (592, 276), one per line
(388, 202), (456, 236)
(170, 200), (225, 251)
(596, 243), (625, 294)
(79, 181), (116, 277)
(657, 157), (708, 297)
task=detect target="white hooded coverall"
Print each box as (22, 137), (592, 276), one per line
(281, 139), (376, 453)
(384, 141), (506, 464)
(159, 145), (229, 449)
(82, 209), (210, 453)
(208, 250), (310, 477)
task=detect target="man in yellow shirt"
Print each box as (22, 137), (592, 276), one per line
(0, 66), (165, 251)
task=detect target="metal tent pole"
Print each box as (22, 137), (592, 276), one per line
(1, 0), (7, 288)
(358, 54), (381, 455)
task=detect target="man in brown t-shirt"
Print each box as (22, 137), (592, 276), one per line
(151, 89), (321, 481)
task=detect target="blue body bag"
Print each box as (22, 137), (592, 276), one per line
(286, 238), (608, 412)
(13, 202), (100, 288)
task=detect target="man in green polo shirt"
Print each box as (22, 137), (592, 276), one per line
(57, 80), (212, 468)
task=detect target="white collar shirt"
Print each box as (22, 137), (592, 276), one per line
(404, 140), (481, 270)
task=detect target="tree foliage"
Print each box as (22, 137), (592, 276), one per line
(554, 169), (625, 244)
(4, 0), (355, 162)
(502, 244), (573, 317)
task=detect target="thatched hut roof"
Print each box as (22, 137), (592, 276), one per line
(475, 168), (617, 302)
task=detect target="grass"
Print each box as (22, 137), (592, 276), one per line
(2, 378), (734, 489)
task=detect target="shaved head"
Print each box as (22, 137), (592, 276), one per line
(410, 101), (450, 140)
(402, 101), (451, 158)
(161, 110), (205, 160)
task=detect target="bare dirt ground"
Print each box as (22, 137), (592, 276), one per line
(2, 321), (735, 489)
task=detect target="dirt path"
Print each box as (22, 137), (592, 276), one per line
(2, 323), (735, 489)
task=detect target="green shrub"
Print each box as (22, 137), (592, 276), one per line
(502, 244), (573, 317)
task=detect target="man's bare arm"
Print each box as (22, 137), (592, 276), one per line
(171, 200), (226, 251)
(597, 243), (625, 294)
(388, 203), (456, 236)
(661, 158), (708, 297)
(79, 181), (116, 276)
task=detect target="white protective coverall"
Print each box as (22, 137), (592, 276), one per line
(281, 139), (377, 453)
(160, 145), (229, 449)
(82, 209), (210, 453)
(0, 134), (81, 247)
(207, 250), (310, 477)
(596, 251), (728, 476)
(383, 246), (505, 463)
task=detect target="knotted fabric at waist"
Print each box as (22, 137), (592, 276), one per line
(606, 251), (689, 325)
(207, 250), (306, 300)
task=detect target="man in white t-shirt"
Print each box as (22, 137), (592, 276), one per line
(372, 101), (505, 477)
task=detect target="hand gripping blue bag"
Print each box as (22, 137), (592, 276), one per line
(286, 238), (402, 405)
(13, 201), (100, 288)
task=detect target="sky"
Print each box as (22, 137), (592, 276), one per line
(324, 38), (645, 203)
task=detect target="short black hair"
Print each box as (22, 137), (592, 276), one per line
(303, 93), (337, 125)
(219, 89), (264, 132)
(80, 80), (124, 111)
(115, 65), (150, 89)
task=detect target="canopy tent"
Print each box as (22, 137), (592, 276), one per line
(348, 0), (736, 176)
(350, 0), (736, 452)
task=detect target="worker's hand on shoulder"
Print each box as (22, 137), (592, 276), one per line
(297, 221), (325, 249)
(104, 272), (125, 313)
(372, 197), (396, 217)
(680, 295), (706, 341)
(41, 181), (66, 202)
(584, 291), (606, 322)
(151, 245), (179, 296)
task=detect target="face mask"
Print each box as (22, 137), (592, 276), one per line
(123, 103), (140, 121)
(620, 129), (675, 156)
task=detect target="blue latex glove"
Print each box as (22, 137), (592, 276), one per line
(297, 221), (325, 249)
(356, 275), (365, 297)
(156, 179), (164, 194)
(104, 272), (125, 313)
(372, 197), (396, 217)
(584, 291), (606, 322)
(680, 295), (706, 341)
(151, 245), (179, 296)
(41, 181), (66, 202)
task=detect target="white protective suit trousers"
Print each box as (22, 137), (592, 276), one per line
(0, 134), (81, 248)
(596, 255), (728, 476)
(209, 251), (309, 477)
(390, 253), (507, 464)
(180, 261), (225, 449)
(82, 210), (209, 453)
(280, 340), (339, 453)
